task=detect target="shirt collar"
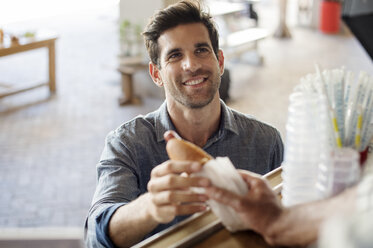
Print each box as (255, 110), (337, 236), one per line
(219, 99), (239, 136)
(154, 101), (175, 143)
(153, 100), (239, 143)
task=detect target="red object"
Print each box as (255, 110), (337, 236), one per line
(359, 147), (369, 167)
(319, 1), (341, 34)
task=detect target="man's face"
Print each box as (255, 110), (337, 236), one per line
(153, 23), (224, 109)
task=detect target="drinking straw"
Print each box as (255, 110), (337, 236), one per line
(351, 73), (369, 147)
(344, 71), (353, 108)
(361, 125), (373, 151)
(345, 72), (366, 147)
(297, 67), (373, 150)
(359, 104), (371, 152)
(355, 105), (363, 150)
(343, 71), (354, 145)
(359, 76), (373, 150)
(334, 69), (345, 142)
(315, 64), (342, 148)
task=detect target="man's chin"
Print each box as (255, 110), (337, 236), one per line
(181, 97), (215, 109)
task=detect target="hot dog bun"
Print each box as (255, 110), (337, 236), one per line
(166, 137), (213, 165)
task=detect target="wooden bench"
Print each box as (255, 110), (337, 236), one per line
(208, 0), (268, 65)
(220, 27), (268, 62)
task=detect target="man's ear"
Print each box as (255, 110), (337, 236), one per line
(149, 62), (163, 87)
(218, 49), (225, 76)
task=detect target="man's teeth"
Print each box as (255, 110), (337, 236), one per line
(184, 78), (204, 86)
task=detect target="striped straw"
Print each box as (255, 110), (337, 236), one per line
(355, 105), (363, 150)
(315, 64), (342, 148)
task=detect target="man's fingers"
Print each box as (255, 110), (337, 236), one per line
(151, 190), (208, 205)
(151, 161), (202, 177)
(238, 170), (268, 189)
(164, 130), (181, 142)
(148, 175), (210, 192)
(205, 186), (244, 211)
(149, 197), (207, 223)
(238, 170), (271, 193)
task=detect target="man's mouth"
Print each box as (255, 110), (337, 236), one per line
(183, 77), (206, 86)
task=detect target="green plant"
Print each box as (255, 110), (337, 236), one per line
(120, 20), (131, 43)
(119, 20), (144, 57)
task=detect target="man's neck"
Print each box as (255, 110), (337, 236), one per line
(167, 97), (221, 148)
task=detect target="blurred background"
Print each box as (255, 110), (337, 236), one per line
(0, 0), (372, 244)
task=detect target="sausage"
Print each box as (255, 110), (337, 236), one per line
(166, 137), (213, 165)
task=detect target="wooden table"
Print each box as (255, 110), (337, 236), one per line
(0, 32), (58, 98)
(133, 167), (283, 248)
(117, 63), (148, 105)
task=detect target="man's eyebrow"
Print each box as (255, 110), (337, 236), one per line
(165, 48), (181, 58)
(195, 42), (210, 48)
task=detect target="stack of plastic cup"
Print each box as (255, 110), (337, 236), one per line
(316, 147), (361, 198)
(282, 91), (331, 207)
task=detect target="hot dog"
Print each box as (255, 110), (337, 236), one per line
(165, 133), (249, 232)
(166, 137), (213, 165)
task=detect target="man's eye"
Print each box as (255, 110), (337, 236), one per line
(169, 53), (181, 60)
(196, 48), (209, 54)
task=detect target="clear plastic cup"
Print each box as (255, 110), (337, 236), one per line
(282, 92), (330, 206)
(316, 147), (361, 198)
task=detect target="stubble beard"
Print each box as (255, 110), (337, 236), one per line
(171, 74), (221, 109)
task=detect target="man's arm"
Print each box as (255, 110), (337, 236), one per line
(265, 186), (356, 246)
(108, 160), (211, 247)
(107, 193), (157, 247)
(205, 170), (356, 247)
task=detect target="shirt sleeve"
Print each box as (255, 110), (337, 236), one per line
(270, 129), (284, 170)
(95, 203), (126, 248)
(85, 130), (141, 247)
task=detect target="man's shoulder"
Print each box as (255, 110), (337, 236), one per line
(105, 103), (170, 148)
(228, 107), (278, 134)
(113, 114), (157, 139)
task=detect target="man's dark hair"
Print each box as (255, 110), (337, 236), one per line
(142, 0), (219, 67)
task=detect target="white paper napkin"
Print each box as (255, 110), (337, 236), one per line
(193, 157), (248, 232)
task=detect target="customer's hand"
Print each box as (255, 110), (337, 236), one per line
(205, 170), (283, 236)
(146, 130), (210, 223)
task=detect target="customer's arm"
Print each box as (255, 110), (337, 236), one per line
(205, 170), (356, 246)
(109, 160), (210, 247)
(265, 185), (356, 246)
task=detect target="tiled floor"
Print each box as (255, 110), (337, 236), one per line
(0, 0), (372, 231)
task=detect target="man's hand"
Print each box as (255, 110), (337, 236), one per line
(110, 161), (208, 247)
(146, 160), (210, 223)
(108, 131), (211, 248)
(205, 170), (283, 241)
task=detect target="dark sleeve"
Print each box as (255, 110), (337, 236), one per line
(95, 203), (126, 248)
(270, 129), (284, 170)
(85, 130), (140, 247)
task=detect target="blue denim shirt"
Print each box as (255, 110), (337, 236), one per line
(85, 100), (284, 248)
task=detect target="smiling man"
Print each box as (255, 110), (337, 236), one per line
(85, 1), (283, 247)
(149, 22), (224, 147)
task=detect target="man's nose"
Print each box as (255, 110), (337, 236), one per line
(182, 55), (201, 72)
